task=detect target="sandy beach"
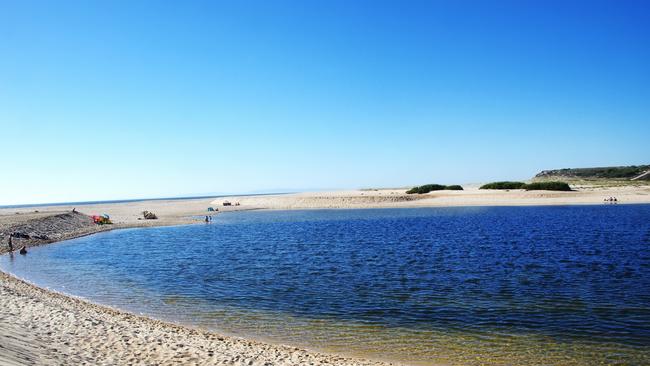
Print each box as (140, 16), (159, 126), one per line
(0, 270), (394, 366)
(2, 184), (650, 365)
(211, 185), (650, 210)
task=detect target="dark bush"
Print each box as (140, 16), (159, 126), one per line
(480, 181), (527, 190)
(444, 185), (464, 190)
(407, 184), (463, 194)
(480, 181), (571, 191)
(524, 181), (571, 191)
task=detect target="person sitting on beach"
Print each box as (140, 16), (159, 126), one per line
(72, 207), (77, 213)
(19, 246), (27, 255)
(7, 235), (13, 252)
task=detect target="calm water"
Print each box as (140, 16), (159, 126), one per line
(2, 206), (650, 365)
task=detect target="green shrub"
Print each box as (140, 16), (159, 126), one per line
(480, 181), (527, 190)
(480, 181), (571, 191)
(524, 181), (571, 191)
(444, 185), (464, 190)
(406, 184), (445, 194)
(406, 184), (463, 194)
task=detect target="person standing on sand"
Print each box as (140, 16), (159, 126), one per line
(7, 235), (13, 252)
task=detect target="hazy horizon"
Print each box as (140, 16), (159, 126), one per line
(1, 1), (648, 205)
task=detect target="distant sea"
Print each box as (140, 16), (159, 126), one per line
(0, 192), (289, 210)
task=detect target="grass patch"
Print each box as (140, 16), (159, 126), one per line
(407, 184), (463, 194)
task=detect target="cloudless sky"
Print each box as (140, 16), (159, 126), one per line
(1, 0), (648, 205)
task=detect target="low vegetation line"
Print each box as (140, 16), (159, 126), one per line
(479, 181), (527, 190)
(406, 184), (463, 194)
(480, 181), (572, 191)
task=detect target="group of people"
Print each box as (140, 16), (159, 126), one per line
(604, 197), (619, 203)
(6, 235), (27, 255)
(204, 215), (213, 223)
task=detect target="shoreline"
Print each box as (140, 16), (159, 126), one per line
(2, 186), (650, 365)
(0, 200), (397, 365)
(0, 270), (395, 366)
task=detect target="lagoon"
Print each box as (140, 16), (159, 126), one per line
(2, 206), (649, 365)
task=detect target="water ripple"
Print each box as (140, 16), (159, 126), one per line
(2, 205), (650, 365)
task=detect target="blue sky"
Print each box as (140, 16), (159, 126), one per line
(1, 1), (648, 205)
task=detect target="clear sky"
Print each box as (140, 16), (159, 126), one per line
(1, 1), (648, 205)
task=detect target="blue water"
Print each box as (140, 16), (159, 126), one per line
(2, 206), (650, 365)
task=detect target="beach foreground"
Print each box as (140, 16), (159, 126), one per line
(0, 270), (393, 366)
(1, 185), (650, 365)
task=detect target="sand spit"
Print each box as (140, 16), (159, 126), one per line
(0, 211), (111, 255)
(0, 196), (263, 255)
(212, 185), (650, 209)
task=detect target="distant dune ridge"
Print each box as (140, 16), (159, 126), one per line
(535, 165), (650, 181)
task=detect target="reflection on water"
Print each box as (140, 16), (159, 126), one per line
(2, 206), (650, 365)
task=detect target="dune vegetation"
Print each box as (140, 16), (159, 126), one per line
(524, 181), (572, 191)
(480, 182), (527, 190)
(480, 181), (571, 191)
(535, 165), (650, 180)
(406, 184), (463, 194)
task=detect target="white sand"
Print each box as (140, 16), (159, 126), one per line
(211, 185), (650, 210)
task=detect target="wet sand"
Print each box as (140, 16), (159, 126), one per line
(0, 270), (392, 366)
